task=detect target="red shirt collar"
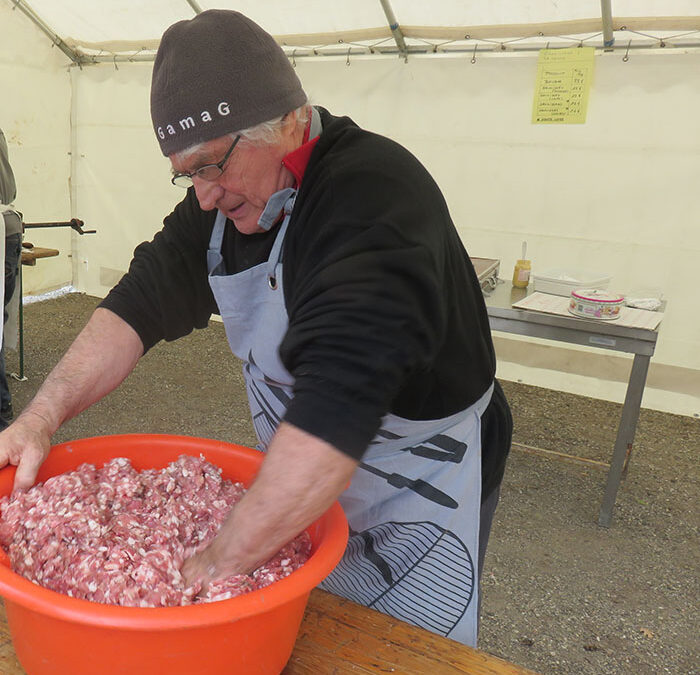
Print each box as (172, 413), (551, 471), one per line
(281, 118), (320, 187)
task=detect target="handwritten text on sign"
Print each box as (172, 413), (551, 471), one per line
(532, 47), (595, 124)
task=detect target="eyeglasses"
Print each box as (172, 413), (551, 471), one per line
(171, 135), (241, 188)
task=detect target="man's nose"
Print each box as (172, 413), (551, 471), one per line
(193, 177), (224, 211)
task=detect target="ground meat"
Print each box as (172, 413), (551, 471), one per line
(0, 455), (311, 607)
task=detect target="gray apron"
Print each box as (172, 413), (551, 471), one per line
(206, 128), (490, 648)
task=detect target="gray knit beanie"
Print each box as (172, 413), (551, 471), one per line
(151, 9), (307, 156)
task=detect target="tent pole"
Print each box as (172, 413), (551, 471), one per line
(184, 0), (203, 14)
(601, 0), (615, 49)
(10, 0), (83, 64)
(17, 261), (24, 380)
(378, 0), (408, 61)
(80, 39), (700, 65)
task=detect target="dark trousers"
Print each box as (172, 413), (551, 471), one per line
(478, 379), (512, 575)
(477, 379), (513, 635)
(0, 232), (22, 423)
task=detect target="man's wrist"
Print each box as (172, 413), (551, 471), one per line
(17, 408), (58, 435)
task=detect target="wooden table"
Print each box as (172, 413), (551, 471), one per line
(0, 589), (537, 674)
(20, 245), (59, 266)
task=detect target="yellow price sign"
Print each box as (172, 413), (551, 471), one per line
(532, 47), (595, 124)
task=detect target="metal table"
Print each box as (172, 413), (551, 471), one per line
(483, 283), (661, 527)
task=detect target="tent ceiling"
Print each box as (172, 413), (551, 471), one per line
(9, 0), (700, 64)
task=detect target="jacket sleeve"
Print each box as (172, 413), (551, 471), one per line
(280, 141), (452, 459)
(99, 189), (218, 351)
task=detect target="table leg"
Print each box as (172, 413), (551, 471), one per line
(598, 353), (651, 527)
(18, 262), (24, 380)
(9, 261), (27, 383)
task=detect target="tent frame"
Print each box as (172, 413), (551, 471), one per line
(10, 0), (700, 65)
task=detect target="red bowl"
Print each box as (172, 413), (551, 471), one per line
(0, 434), (348, 675)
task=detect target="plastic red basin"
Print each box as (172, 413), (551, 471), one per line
(0, 434), (349, 675)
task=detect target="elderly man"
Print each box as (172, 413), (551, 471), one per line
(0, 10), (511, 646)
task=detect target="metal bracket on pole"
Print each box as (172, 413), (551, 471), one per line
(379, 0), (408, 62)
(23, 218), (96, 235)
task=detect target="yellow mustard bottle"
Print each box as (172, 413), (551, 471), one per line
(512, 241), (531, 288)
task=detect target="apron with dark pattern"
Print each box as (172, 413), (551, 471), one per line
(207, 113), (489, 646)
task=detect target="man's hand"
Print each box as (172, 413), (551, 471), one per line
(0, 308), (144, 494)
(181, 540), (225, 592)
(0, 411), (53, 492)
(180, 421), (357, 593)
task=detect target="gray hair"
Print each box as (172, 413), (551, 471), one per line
(239, 102), (310, 145)
(176, 103), (310, 161)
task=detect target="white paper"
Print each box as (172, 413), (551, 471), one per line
(512, 292), (664, 331)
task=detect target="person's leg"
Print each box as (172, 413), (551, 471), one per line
(477, 379), (513, 634)
(478, 484), (501, 581)
(477, 483), (501, 636)
(0, 232), (22, 427)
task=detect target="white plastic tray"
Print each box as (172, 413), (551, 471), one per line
(532, 268), (611, 297)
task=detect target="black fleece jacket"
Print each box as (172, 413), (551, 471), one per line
(100, 108), (509, 496)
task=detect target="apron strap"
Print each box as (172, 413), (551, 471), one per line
(207, 210), (229, 275)
(257, 186), (297, 232)
(208, 188), (297, 281)
(209, 210), (227, 253)
(266, 190), (297, 289)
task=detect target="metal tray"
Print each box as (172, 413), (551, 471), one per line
(469, 256), (500, 292)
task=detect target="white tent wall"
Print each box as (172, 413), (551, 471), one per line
(70, 51), (700, 417)
(0, 2), (73, 294)
(293, 52), (700, 417)
(2, 0), (698, 416)
(68, 63), (170, 292)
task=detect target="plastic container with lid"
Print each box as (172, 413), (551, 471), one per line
(568, 288), (625, 320)
(511, 241), (531, 289)
(512, 259), (531, 288)
(533, 268), (611, 297)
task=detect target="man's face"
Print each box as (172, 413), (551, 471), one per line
(169, 128), (296, 235)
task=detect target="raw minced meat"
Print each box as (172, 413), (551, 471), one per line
(0, 455), (311, 607)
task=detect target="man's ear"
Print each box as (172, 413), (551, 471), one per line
(281, 110), (298, 137)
